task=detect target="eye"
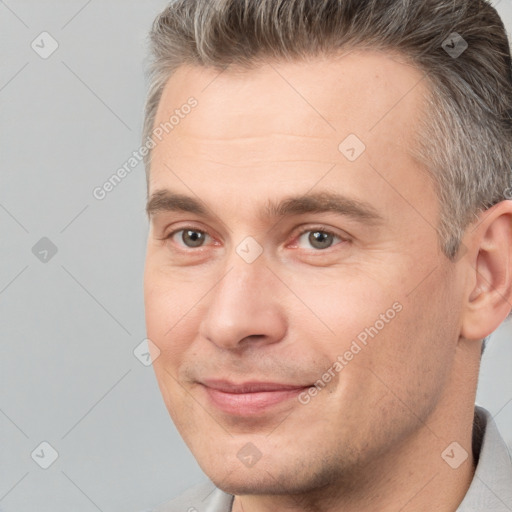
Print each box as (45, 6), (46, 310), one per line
(296, 228), (343, 250)
(168, 228), (212, 248)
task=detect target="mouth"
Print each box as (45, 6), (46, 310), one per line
(199, 379), (311, 416)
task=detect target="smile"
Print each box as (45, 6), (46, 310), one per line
(199, 380), (310, 415)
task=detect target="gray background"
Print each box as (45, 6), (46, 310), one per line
(1, 1), (511, 511)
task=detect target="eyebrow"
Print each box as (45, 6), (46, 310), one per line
(146, 189), (384, 225)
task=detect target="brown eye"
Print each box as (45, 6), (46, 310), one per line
(297, 229), (341, 250)
(166, 228), (211, 248)
(309, 231), (334, 249)
(181, 229), (207, 248)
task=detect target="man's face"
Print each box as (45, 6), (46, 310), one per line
(144, 51), (465, 494)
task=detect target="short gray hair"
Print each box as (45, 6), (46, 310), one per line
(143, 0), (512, 259)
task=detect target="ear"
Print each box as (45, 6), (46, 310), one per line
(460, 200), (512, 341)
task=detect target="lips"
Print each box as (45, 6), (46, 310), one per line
(200, 379), (310, 415)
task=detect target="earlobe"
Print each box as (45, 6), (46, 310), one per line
(460, 201), (512, 341)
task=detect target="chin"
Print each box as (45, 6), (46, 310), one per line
(209, 470), (292, 496)
(199, 450), (333, 498)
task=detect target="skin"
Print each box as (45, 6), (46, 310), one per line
(143, 50), (512, 512)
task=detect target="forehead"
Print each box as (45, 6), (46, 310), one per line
(147, 50), (434, 223)
(154, 50), (427, 133)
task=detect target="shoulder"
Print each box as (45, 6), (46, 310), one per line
(457, 405), (512, 511)
(149, 479), (234, 512)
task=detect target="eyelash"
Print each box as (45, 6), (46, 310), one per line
(161, 225), (346, 250)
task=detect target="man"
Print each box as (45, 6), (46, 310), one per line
(142, 0), (512, 510)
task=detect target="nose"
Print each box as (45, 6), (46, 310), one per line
(198, 253), (288, 351)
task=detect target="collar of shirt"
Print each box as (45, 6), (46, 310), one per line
(456, 405), (512, 511)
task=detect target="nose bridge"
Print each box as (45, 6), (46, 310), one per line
(218, 257), (256, 308)
(210, 249), (270, 323)
(218, 234), (272, 305)
(198, 247), (287, 349)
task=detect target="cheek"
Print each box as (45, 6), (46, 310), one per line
(290, 272), (402, 350)
(151, 362), (193, 434)
(144, 261), (200, 335)
(144, 269), (194, 371)
(363, 274), (458, 410)
(291, 264), (452, 397)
